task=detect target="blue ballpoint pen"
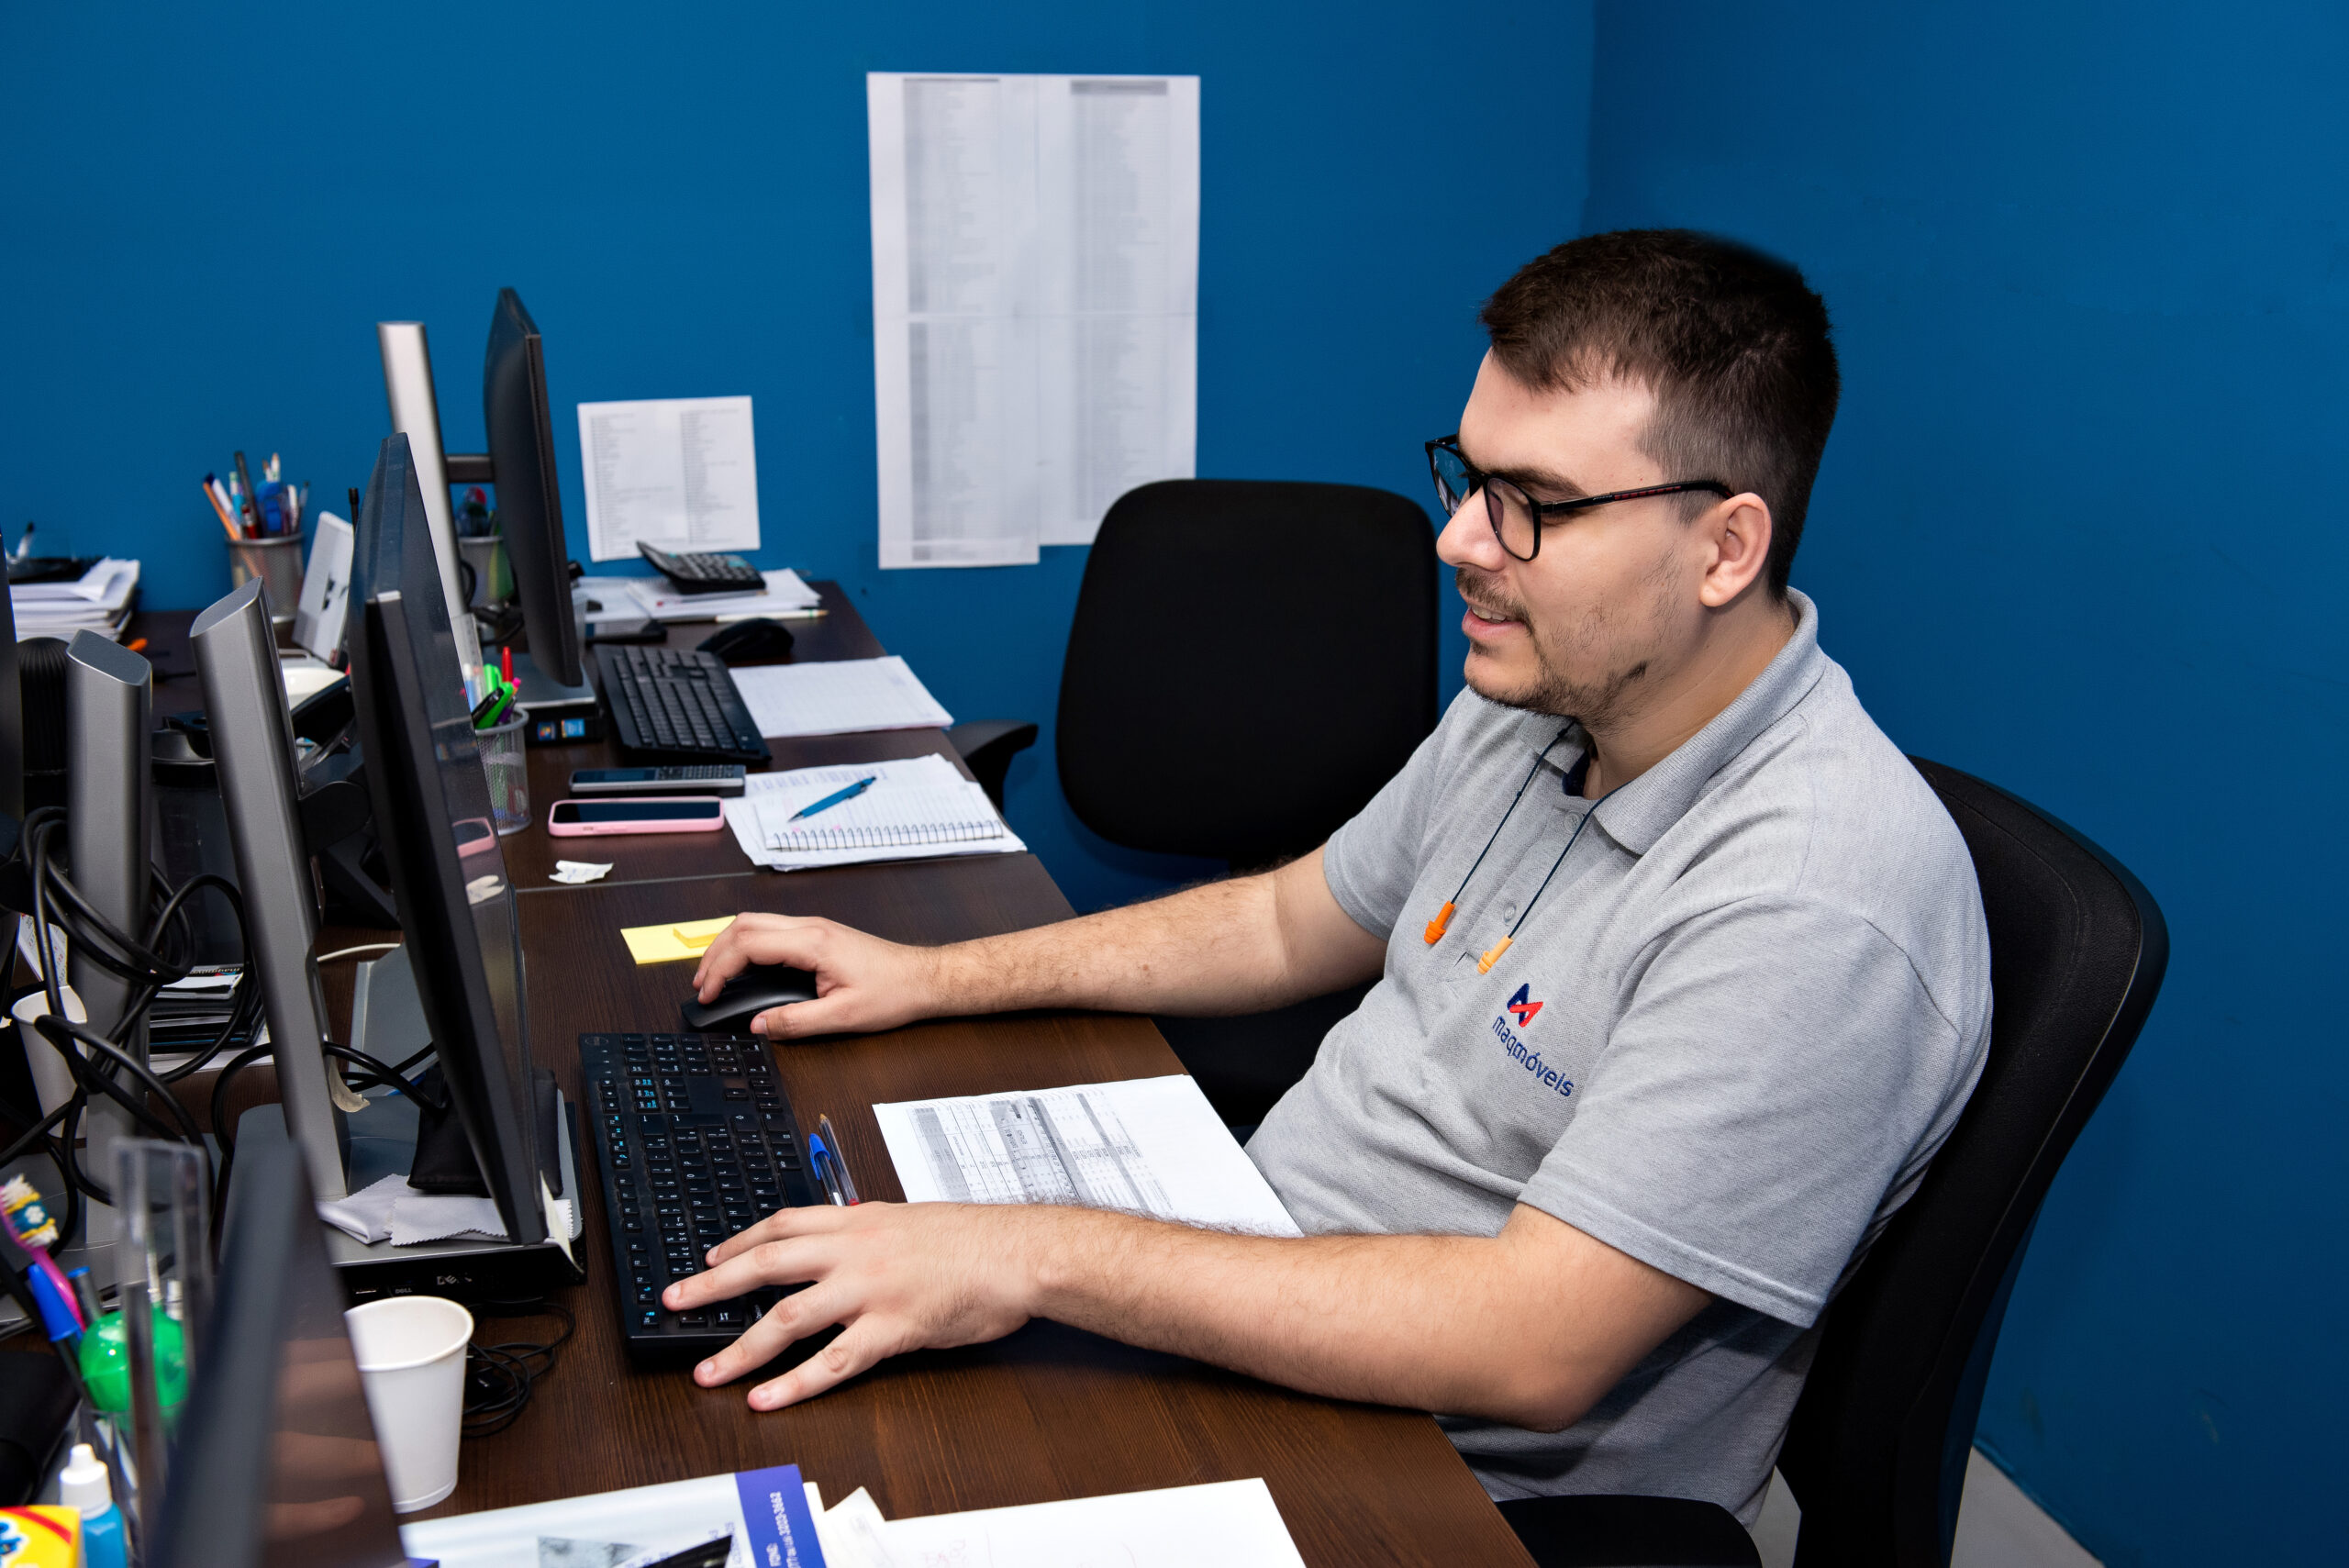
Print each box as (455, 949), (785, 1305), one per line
(816, 1114), (860, 1204)
(806, 1132), (849, 1206)
(788, 775), (878, 822)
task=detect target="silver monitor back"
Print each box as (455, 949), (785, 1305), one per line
(376, 320), (486, 701)
(66, 629), (153, 1229)
(0, 580), (21, 822)
(191, 580), (348, 1200)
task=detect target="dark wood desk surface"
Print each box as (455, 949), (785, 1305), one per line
(130, 588), (1531, 1566)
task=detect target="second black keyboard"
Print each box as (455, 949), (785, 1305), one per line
(581, 1031), (821, 1359)
(596, 643), (769, 762)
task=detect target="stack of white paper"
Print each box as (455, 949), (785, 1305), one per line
(726, 753), (1024, 872)
(815, 1478), (1307, 1568)
(11, 558), (139, 640)
(622, 568), (822, 622)
(728, 656), (952, 739)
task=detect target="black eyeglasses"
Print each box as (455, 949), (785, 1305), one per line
(1425, 435), (1731, 562)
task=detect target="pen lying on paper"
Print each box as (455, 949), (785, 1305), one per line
(787, 775), (876, 822)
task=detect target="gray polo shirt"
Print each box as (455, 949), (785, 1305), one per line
(1246, 591), (1989, 1523)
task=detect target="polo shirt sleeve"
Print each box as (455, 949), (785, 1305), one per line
(1515, 895), (1969, 1328)
(1319, 706), (1460, 940)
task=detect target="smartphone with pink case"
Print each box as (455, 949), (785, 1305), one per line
(546, 796), (728, 836)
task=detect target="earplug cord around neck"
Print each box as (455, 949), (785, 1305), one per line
(1475, 776), (1625, 973)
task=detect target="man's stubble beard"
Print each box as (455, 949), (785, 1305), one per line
(1454, 562), (1674, 729)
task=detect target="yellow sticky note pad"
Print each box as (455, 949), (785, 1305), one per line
(621, 916), (735, 965)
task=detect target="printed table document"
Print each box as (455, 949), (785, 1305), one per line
(868, 72), (1199, 566)
(874, 1073), (1300, 1236)
(399, 1463), (823, 1568)
(578, 395), (761, 562)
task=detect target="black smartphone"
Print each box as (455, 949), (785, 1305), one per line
(569, 765), (747, 797)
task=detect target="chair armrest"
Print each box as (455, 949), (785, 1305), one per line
(945, 720), (1040, 811)
(1497, 1494), (1762, 1568)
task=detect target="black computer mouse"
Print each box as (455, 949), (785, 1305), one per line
(680, 962), (819, 1033)
(696, 617), (796, 666)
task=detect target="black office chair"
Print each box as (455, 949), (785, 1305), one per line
(1497, 757), (2168, 1568)
(945, 720), (1039, 811)
(952, 479), (1439, 1123)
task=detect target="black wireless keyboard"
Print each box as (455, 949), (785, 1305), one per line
(579, 1032), (820, 1358)
(596, 644), (770, 762)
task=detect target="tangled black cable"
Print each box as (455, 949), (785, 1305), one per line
(14, 805), (258, 1224)
(207, 1038), (442, 1224)
(461, 1298), (574, 1437)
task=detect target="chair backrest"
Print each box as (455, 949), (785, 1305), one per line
(1780, 759), (2168, 1568)
(1056, 479), (1438, 867)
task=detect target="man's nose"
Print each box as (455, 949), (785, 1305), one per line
(1436, 491), (1505, 571)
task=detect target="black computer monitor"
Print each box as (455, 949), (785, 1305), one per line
(347, 433), (546, 1244)
(150, 1134), (406, 1568)
(484, 287), (583, 688)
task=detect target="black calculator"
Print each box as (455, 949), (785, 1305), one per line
(637, 541), (765, 595)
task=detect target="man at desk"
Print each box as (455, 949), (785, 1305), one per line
(670, 229), (1991, 1525)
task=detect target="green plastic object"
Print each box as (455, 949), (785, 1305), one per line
(75, 1306), (188, 1415)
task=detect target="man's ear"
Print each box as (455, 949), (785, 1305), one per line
(1698, 494), (1774, 608)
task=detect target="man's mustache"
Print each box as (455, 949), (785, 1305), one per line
(1453, 567), (1526, 624)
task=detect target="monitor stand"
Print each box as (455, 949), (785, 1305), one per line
(233, 1092), (585, 1303)
(507, 650), (596, 716)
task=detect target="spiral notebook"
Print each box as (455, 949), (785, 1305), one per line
(729, 752), (1027, 871)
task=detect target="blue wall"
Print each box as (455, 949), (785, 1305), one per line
(16, 2), (2323, 1558)
(0, 0), (1594, 916)
(1586, 4), (2344, 1562)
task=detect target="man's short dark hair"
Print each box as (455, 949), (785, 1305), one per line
(1480, 229), (1839, 597)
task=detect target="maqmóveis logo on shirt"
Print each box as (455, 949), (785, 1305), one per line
(1490, 984), (1572, 1099)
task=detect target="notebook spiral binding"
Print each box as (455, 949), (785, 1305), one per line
(763, 820), (1005, 851)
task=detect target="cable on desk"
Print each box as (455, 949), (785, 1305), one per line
(11, 805), (259, 1233)
(316, 941), (400, 965)
(206, 1038), (444, 1231)
(461, 1297), (574, 1438)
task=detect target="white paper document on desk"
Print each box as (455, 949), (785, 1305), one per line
(729, 654), (952, 737)
(880, 1478), (1306, 1568)
(727, 752), (1025, 871)
(618, 566), (822, 622)
(874, 1073), (1301, 1236)
(578, 395), (761, 562)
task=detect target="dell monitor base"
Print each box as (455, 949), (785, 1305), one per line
(507, 648), (596, 714)
(233, 1093), (585, 1303)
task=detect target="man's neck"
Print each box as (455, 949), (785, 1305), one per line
(1581, 595), (1798, 798)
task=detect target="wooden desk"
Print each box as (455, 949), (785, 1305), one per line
(138, 589), (1531, 1566)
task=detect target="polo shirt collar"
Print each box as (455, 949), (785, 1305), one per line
(1530, 590), (1829, 855)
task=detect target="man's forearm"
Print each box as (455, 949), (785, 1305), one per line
(1015, 1204), (1705, 1431)
(924, 853), (1378, 1019)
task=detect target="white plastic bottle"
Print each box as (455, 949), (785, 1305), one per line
(58, 1442), (127, 1568)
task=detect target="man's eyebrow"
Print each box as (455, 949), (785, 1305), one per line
(1455, 439), (1590, 500)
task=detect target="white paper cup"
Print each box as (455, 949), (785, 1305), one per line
(344, 1296), (473, 1512)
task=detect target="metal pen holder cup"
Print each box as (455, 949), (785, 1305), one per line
(478, 714), (531, 835)
(226, 533), (306, 628)
(458, 535), (510, 606)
